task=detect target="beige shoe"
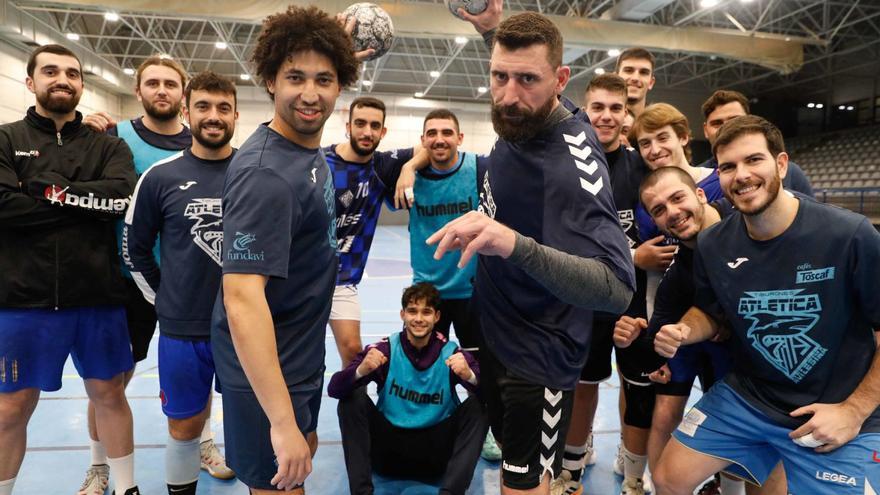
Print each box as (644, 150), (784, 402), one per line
(550, 470), (583, 495)
(621, 477), (646, 495)
(200, 439), (236, 480)
(77, 464), (109, 495)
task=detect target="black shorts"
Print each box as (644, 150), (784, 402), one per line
(435, 298), (481, 351)
(124, 277), (157, 362)
(482, 348), (573, 490)
(580, 318), (614, 383)
(222, 371), (323, 490)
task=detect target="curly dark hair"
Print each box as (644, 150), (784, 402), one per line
(251, 5), (360, 98)
(401, 283), (441, 311)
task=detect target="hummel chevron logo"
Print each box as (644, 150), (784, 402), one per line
(580, 177), (604, 195)
(541, 431), (558, 449)
(543, 408), (561, 427)
(727, 257), (749, 269)
(576, 160), (598, 175)
(179, 181), (197, 190)
(563, 131), (586, 146)
(540, 453), (556, 470)
(568, 145), (592, 160)
(544, 389), (562, 407)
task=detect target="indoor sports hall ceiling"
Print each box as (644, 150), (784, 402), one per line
(1, 0), (878, 103)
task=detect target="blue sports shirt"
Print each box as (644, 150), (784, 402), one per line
(476, 102), (636, 390)
(694, 194), (880, 432)
(124, 148), (230, 339)
(409, 152), (481, 299)
(324, 145), (414, 286)
(212, 124), (337, 392)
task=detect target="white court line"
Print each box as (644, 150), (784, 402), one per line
(362, 275), (411, 280)
(377, 226), (408, 242)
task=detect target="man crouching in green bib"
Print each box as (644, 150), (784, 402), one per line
(329, 283), (488, 495)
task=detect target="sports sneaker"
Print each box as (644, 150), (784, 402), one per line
(621, 477), (646, 495)
(200, 439), (235, 480)
(110, 486), (140, 495)
(613, 443), (624, 476)
(696, 476), (721, 495)
(549, 469), (583, 495)
(643, 471), (654, 493)
(584, 432), (597, 466)
(480, 430), (502, 462)
(77, 464), (109, 495)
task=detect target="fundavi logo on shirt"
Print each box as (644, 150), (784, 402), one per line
(227, 231), (264, 262)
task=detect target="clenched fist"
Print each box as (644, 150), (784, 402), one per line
(356, 347), (388, 377)
(654, 323), (691, 358)
(446, 352), (475, 382)
(614, 316), (647, 348)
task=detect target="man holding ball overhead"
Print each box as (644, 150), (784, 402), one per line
(432, 2), (636, 494)
(212, 6), (363, 494)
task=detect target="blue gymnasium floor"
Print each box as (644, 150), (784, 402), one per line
(17, 225), (702, 494)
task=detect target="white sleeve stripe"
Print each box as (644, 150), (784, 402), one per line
(124, 150), (185, 224)
(130, 271), (156, 305)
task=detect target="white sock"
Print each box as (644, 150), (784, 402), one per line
(90, 439), (108, 466)
(720, 476), (746, 495)
(166, 436), (200, 485)
(107, 452), (135, 493)
(622, 445), (648, 481)
(0, 477), (16, 495)
(200, 420), (213, 443)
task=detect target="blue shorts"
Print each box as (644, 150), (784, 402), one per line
(0, 306), (133, 393)
(222, 370), (323, 490)
(656, 341), (731, 396)
(673, 381), (880, 493)
(158, 335), (219, 419)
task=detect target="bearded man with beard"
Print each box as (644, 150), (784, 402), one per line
(429, 6), (636, 495)
(123, 71), (238, 495)
(78, 56), (235, 494)
(323, 97), (428, 367)
(651, 116), (880, 495)
(0, 44), (139, 495)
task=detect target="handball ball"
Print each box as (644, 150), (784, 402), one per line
(343, 3), (394, 61)
(445, 0), (489, 20)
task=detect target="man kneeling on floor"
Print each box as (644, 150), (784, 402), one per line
(329, 282), (488, 495)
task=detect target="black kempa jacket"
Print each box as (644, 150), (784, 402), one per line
(0, 107), (136, 308)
